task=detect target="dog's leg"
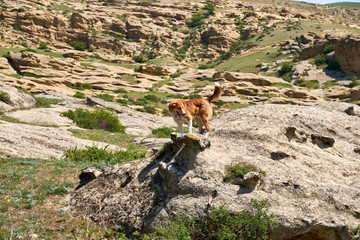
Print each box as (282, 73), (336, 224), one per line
(188, 120), (193, 133)
(201, 116), (210, 138)
(195, 118), (203, 134)
(177, 123), (183, 134)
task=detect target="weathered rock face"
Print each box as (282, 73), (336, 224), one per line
(330, 35), (360, 75)
(0, 83), (36, 110)
(70, 102), (360, 239)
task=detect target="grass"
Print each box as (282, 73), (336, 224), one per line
(150, 126), (177, 138)
(0, 157), (111, 239)
(321, 80), (338, 89)
(35, 97), (63, 108)
(326, 2), (360, 8)
(0, 114), (59, 128)
(224, 163), (266, 182)
(61, 108), (126, 133)
(144, 199), (278, 240)
(69, 129), (142, 150)
(297, 79), (320, 89)
(270, 82), (293, 88)
(63, 145), (145, 164)
(216, 48), (282, 73)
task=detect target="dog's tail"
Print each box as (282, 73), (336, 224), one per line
(207, 82), (222, 103)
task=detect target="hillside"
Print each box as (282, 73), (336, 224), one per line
(326, 2), (360, 8)
(0, 0), (360, 238)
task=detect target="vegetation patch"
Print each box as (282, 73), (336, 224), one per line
(151, 126), (177, 138)
(35, 97), (63, 108)
(270, 82), (293, 88)
(144, 199), (277, 240)
(73, 91), (86, 99)
(0, 157), (113, 239)
(61, 108), (125, 132)
(321, 80), (337, 89)
(0, 91), (9, 103)
(297, 79), (320, 89)
(63, 145), (145, 164)
(224, 163), (266, 181)
(95, 93), (114, 102)
(69, 41), (88, 51)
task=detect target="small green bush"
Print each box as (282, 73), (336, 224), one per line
(0, 91), (9, 103)
(35, 97), (63, 108)
(132, 55), (145, 63)
(203, 2), (215, 15)
(17, 7), (25, 12)
(144, 106), (156, 114)
(323, 44), (335, 54)
(73, 91), (86, 99)
(63, 145), (145, 164)
(113, 88), (128, 93)
(225, 163), (259, 181)
(96, 94), (114, 102)
(20, 41), (28, 47)
(144, 94), (161, 103)
(350, 76), (360, 88)
(144, 199), (278, 240)
(298, 79), (320, 89)
(189, 93), (202, 99)
(116, 99), (128, 106)
(170, 72), (181, 78)
(151, 126), (176, 138)
(314, 54), (326, 66)
(61, 108), (125, 132)
(38, 42), (48, 50)
(187, 12), (205, 28)
(278, 62), (294, 75)
(70, 41), (87, 51)
(81, 83), (92, 89)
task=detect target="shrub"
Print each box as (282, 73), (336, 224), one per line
(203, 2), (215, 15)
(189, 93), (202, 99)
(298, 79), (320, 89)
(81, 83), (92, 89)
(35, 97), (63, 108)
(187, 12), (205, 28)
(151, 126), (176, 138)
(0, 91), (9, 103)
(20, 41), (28, 47)
(38, 42), (48, 50)
(17, 7), (25, 12)
(314, 54), (326, 66)
(224, 163), (259, 181)
(63, 145), (145, 164)
(170, 73), (181, 78)
(350, 76), (360, 88)
(96, 94), (114, 102)
(73, 91), (86, 99)
(69, 41), (87, 51)
(116, 99), (128, 106)
(61, 108), (125, 132)
(323, 44), (335, 54)
(278, 62), (293, 75)
(144, 199), (278, 240)
(132, 55), (145, 63)
(144, 94), (161, 103)
(113, 88), (128, 93)
(270, 82), (292, 88)
(144, 106), (156, 114)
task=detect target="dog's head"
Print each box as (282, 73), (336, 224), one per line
(168, 99), (186, 118)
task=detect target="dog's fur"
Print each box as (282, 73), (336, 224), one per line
(168, 82), (222, 137)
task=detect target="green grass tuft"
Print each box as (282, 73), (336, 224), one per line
(63, 145), (145, 164)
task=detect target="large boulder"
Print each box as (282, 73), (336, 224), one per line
(0, 84), (36, 110)
(70, 102), (360, 239)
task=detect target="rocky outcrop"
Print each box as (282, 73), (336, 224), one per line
(330, 35), (360, 75)
(70, 102), (360, 239)
(0, 83), (36, 110)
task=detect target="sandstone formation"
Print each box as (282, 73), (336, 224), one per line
(70, 102), (360, 239)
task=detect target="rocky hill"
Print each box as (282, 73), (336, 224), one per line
(0, 0), (360, 238)
(70, 102), (360, 239)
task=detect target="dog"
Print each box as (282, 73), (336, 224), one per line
(168, 82), (222, 138)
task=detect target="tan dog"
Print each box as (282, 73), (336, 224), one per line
(168, 82), (222, 138)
